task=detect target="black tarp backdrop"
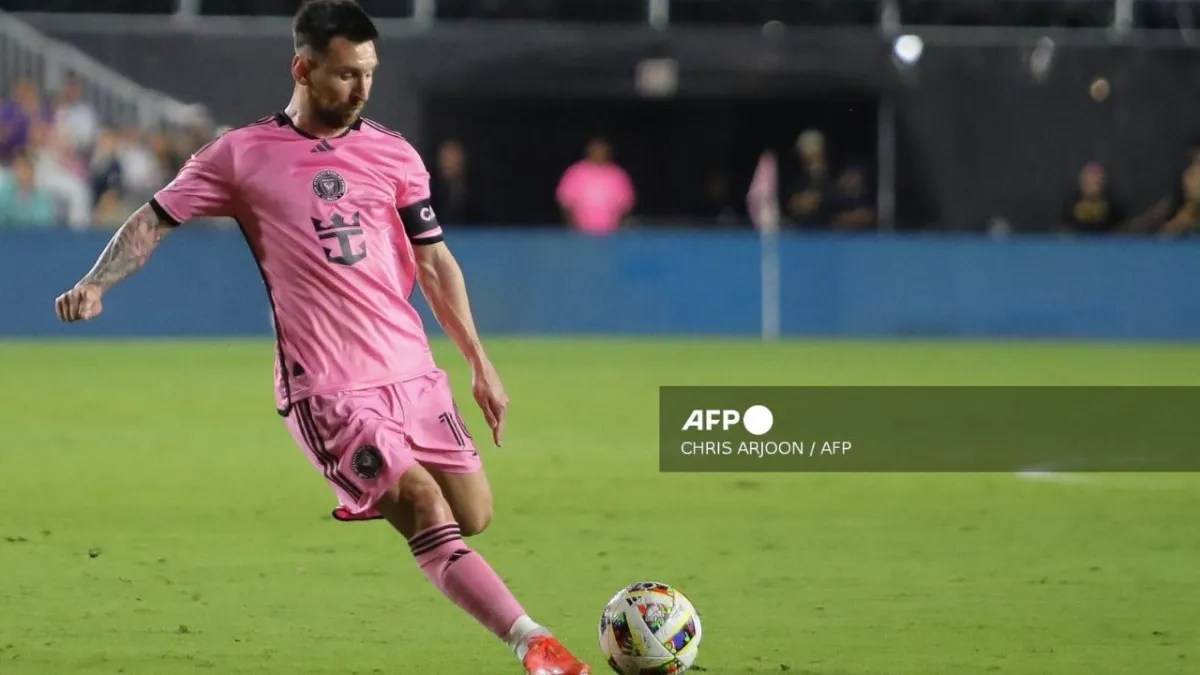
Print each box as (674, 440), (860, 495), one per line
(898, 42), (1200, 232)
(423, 95), (878, 225)
(15, 15), (1200, 232)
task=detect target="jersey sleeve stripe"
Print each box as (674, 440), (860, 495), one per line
(412, 226), (444, 241)
(412, 232), (445, 246)
(362, 118), (408, 142)
(149, 197), (182, 227)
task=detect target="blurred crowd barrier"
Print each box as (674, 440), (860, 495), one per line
(5, 228), (1200, 340)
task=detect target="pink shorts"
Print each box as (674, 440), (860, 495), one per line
(283, 368), (481, 514)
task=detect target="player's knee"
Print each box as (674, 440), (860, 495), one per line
(458, 502), (493, 537)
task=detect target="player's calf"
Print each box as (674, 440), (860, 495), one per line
(375, 466), (590, 672)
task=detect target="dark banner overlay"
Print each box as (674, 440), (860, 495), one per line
(659, 387), (1200, 472)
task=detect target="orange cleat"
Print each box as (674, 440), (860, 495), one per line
(522, 635), (591, 675)
(331, 506), (383, 522)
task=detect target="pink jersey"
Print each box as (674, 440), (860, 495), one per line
(555, 160), (635, 234)
(152, 113), (443, 416)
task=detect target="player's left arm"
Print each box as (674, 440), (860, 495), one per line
(413, 239), (509, 447)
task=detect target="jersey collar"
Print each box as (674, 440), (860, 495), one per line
(274, 111), (363, 140)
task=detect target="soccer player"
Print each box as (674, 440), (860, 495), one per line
(52, 2), (591, 673)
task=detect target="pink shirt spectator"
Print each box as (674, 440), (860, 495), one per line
(555, 159), (635, 234)
(152, 112), (443, 416)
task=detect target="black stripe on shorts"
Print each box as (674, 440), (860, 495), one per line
(296, 400), (363, 501)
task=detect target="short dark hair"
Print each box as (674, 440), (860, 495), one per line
(293, 0), (379, 54)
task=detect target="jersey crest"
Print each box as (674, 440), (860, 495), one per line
(313, 169), (347, 202)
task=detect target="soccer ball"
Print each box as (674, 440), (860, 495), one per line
(598, 581), (702, 674)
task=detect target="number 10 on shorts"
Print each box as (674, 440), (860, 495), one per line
(439, 404), (472, 447)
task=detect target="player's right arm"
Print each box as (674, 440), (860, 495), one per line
(54, 203), (174, 322)
(54, 131), (234, 323)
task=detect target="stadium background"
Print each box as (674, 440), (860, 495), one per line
(4, 0), (1200, 338)
(2, 2), (1199, 675)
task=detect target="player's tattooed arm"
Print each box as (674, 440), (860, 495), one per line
(55, 202), (173, 323)
(79, 203), (173, 291)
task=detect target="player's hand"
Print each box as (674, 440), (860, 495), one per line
(471, 359), (509, 447)
(55, 283), (104, 322)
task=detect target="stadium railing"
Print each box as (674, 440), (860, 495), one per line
(0, 9), (209, 131)
(5, 1), (1193, 33)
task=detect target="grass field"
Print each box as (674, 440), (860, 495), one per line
(1, 338), (1198, 674)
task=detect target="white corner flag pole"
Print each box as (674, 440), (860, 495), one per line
(747, 150), (781, 341)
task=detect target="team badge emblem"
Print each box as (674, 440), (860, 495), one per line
(351, 444), (384, 479)
(313, 169), (347, 202)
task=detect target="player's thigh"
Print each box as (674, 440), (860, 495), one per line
(397, 369), (492, 534)
(428, 466), (494, 536)
(284, 389), (419, 517)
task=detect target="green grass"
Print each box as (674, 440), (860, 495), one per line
(0, 338), (1197, 674)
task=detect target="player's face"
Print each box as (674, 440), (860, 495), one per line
(304, 37), (378, 129)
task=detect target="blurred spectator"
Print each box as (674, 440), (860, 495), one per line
(702, 171), (744, 226)
(1061, 162), (1124, 235)
(555, 137), (635, 235)
(1160, 162), (1200, 238)
(828, 163), (876, 231)
(0, 152), (58, 229)
(92, 186), (138, 230)
(1127, 143), (1200, 234)
(177, 118), (217, 169)
(53, 74), (99, 155)
(90, 127), (125, 206)
(0, 79), (54, 163)
(431, 139), (476, 224)
(0, 71), (212, 231)
(118, 125), (165, 204)
(786, 129), (833, 228)
(28, 120), (93, 229)
(149, 129), (186, 177)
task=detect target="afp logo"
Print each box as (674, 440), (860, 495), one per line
(682, 405), (773, 436)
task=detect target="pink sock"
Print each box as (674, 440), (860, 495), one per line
(409, 523), (526, 639)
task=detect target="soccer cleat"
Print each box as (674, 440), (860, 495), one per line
(522, 635), (591, 675)
(331, 506), (383, 522)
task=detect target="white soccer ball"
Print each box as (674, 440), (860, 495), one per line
(598, 581), (702, 674)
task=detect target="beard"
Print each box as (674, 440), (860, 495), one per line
(310, 91), (364, 129)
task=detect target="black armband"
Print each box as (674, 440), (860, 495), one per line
(398, 199), (441, 240)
